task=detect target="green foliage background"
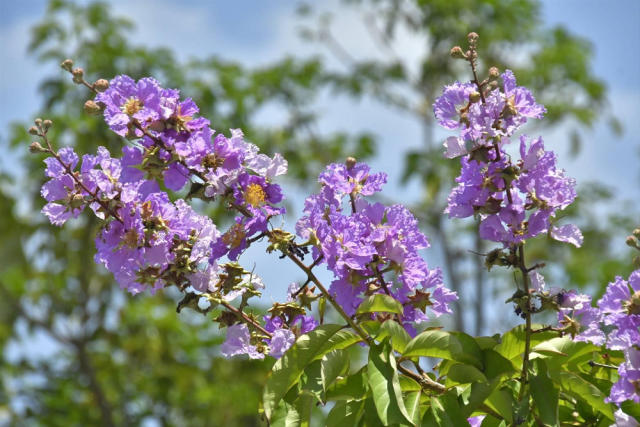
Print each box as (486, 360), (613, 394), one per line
(1, 0), (636, 424)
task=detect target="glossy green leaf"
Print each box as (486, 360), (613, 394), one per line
(378, 319), (412, 353)
(620, 400), (640, 422)
(321, 349), (349, 392)
(482, 349), (516, 380)
(404, 391), (422, 427)
(357, 294), (403, 315)
(403, 330), (462, 360)
(486, 388), (514, 424)
(326, 399), (364, 427)
(451, 332), (484, 369)
(263, 324), (344, 420)
(447, 363), (488, 384)
(530, 361), (559, 426)
(554, 371), (615, 421)
(325, 367), (368, 401)
(367, 340), (414, 426)
(429, 390), (468, 427)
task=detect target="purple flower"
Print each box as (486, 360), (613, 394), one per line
(96, 75), (165, 136)
(433, 81), (475, 130)
(221, 324), (264, 360)
(268, 329), (296, 359)
(607, 347), (640, 405)
(467, 415), (486, 427)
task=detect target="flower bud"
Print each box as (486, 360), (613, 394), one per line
(72, 68), (84, 84)
(467, 32), (479, 44)
(70, 193), (85, 209)
(29, 141), (45, 153)
(633, 228), (640, 238)
(60, 59), (74, 71)
(34, 118), (43, 126)
(84, 100), (103, 114)
(345, 156), (357, 170)
(469, 91), (481, 103)
(488, 67), (499, 78)
(42, 119), (52, 131)
(625, 235), (639, 249)
(450, 46), (466, 59)
(28, 126), (39, 135)
(93, 79), (109, 92)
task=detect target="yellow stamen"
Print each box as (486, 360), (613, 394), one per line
(245, 183), (266, 207)
(121, 97), (143, 115)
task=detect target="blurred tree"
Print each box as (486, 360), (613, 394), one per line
(297, 0), (636, 333)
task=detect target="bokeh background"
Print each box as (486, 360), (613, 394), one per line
(1, 0), (638, 425)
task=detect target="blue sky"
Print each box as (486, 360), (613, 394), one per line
(1, 0), (638, 324)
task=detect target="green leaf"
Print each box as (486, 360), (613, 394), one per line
(486, 388), (514, 424)
(404, 391), (422, 427)
(531, 338), (570, 357)
(495, 324), (557, 364)
(378, 319), (412, 353)
(554, 371), (615, 421)
(326, 399), (365, 427)
(530, 361), (559, 426)
(367, 340), (414, 426)
(451, 332), (484, 369)
(403, 330), (462, 361)
(263, 324), (345, 420)
(357, 294), (403, 315)
(447, 363), (488, 384)
(620, 400), (640, 422)
(270, 393), (314, 427)
(403, 330), (483, 369)
(429, 390), (468, 427)
(482, 349), (516, 380)
(317, 328), (363, 355)
(325, 367), (368, 401)
(321, 349), (349, 392)
(475, 335), (501, 350)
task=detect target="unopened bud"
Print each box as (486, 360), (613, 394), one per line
(34, 118), (43, 126)
(84, 100), (103, 114)
(467, 32), (479, 44)
(70, 193), (85, 209)
(488, 67), (499, 78)
(633, 228), (640, 238)
(61, 59), (74, 71)
(450, 46), (466, 59)
(469, 91), (481, 103)
(72, 68), (84, 83)
(345, 156), (357, 170)
(28, 126), (39, 135)
(93, 79), (109, 92)
(42, 119), (52, 131)
(626, 235), (639, 249)
(29, 141), (45, 153)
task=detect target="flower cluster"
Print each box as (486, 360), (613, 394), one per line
(578, 270), (640, 404)
(435, 70), (582, 248)
(296, 161), (457, 335)
(540, 268), (640, 405)
(39, 73), (297, 358)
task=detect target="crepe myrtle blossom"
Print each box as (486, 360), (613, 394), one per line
(221, 324), (264, 360)
(296, 162), (457, 333)
(436, 66), (582, 250)
(434, 69), (546, 157)
(577, 270), (640, 405)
